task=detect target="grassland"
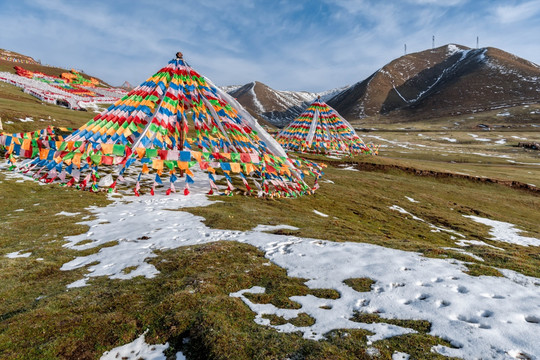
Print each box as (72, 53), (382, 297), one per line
(1, 93), (539, 359)
(0, 82), (111, 134)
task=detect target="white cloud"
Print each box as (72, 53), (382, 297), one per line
(406, 0), (467, 6)
(494, 1), (540, 24)
(0, 0), (539, 91)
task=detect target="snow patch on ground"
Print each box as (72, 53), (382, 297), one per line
(53, 190), (540, 359)
(506, 160), (540, 166)
(455, 239), (504, 250)
(313, 210), (329, 217)
(440, 137), (457, 143)
(446, 44), (461, 55)
(472, 152), (511, 159)
(468, 133), (491, 142)
(339, 166), (358, 171)
(389, 205), (465, 238)
(100, 330), (185, 360)
(392, 352), (410, 360)
(230, 285), (415, 341)
(464, 215), (540, 247)
(79, 102), (103, 113)
(252, 224), (299, 232)
(442, 247), (484, 262)
(56, 211), (81, 217)
(5, 251), (32, 258)
(18, 117), (34, 122)
(405, 196), (419, 203)
(365, 135), (413, 149)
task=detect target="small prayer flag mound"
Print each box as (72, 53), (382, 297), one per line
(275, 98), (379, 155)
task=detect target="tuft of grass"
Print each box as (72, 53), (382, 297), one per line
(308, 288), (341, 299)
(262, 314), (288, 326)
(243, 292), (302, 310)
(465, 263), (502, 277)
(289, 313), (316, 327)
(343, 278), (375, 292)
(351, 311), (431, 333)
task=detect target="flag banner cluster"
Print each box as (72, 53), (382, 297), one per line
(1, 57), (325, 198)
(15, 66), (101, 87)
(0, 66), (127, 110)
(275, 99), (379, 155)
(0, 55), (38, 64)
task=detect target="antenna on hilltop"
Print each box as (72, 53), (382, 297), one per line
(476, 36), (479, 49)
(404, 44), (407, 55)
(432, 35), (435, 49)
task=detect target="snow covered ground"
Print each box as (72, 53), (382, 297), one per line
(46, 180), (540, 360)
(100, 330), (185, 360)
(464, 215), (540, 247)
(5, 250), (32, 258)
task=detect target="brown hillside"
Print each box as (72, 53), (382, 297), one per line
(328, 44), (540, 120)
(229, 81), (322, 127)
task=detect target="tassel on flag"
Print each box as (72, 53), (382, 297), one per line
(134, 181), (141, 197)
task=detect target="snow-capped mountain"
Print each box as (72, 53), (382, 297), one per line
(328, 44), (540, 120)
(120, 81), (133, 90)
(224, 81), (347, 127)
(220, 85), (243, 93)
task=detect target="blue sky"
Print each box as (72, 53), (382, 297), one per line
(1, 0), (539, 92)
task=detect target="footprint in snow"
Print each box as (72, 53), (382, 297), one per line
(436, 299), (451, 307)
(525, 315), (540, 324)
(479, 310), (493, 318)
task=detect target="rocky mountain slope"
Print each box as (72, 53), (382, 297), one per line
(226, 81), (346, 127)
(328, 44), (540, 120)
(120, 81), (133, 90)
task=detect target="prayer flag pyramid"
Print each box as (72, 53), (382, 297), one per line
(275, 98), (377, 155)
(1, 54), (324, 197)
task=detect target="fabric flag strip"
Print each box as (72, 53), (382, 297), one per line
(1, 55), (325, 197)
(275, 98), (379, 155)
